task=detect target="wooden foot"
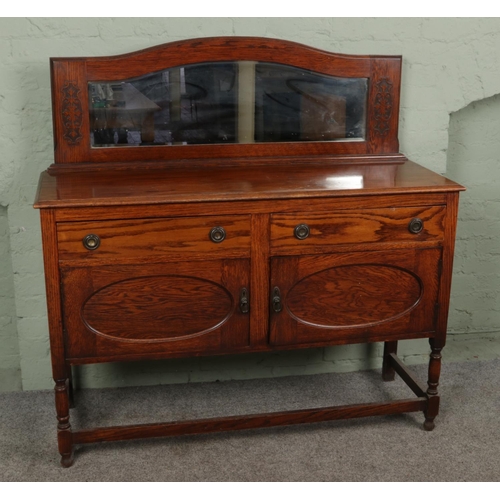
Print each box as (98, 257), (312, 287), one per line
(382, 341), (398, 381)
(61, 451), (75, 468)
(423, 339), (442, 430)
(423, 418), (435, 431)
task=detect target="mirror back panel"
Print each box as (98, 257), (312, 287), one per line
(50, 37), (402, 165)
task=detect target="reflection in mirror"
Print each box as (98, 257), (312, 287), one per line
(89, 62), (367, 148)
(254, 64), (367, 143)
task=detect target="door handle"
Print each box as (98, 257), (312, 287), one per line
(239, 287), (249, 314)
(272, 286), (282, 313)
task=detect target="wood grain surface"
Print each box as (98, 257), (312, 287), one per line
(270, 205), (445, 254)
(57, 215), (251, 261)
(35, 160), (464, 209)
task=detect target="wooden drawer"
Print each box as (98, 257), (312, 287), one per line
(57, 215), (251, 261)
(270, 205), (446, 254)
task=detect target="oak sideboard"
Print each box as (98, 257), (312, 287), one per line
(34, 37), (465, 467)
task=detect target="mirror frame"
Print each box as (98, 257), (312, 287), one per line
(50, 36), (402, 165)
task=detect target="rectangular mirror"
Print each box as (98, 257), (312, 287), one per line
(89, 62), (368, 148)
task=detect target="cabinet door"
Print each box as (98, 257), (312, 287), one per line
(270, 248), (441, 346)
(61, 259), (250, 360)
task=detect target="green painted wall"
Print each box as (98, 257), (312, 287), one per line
(1, 18), (500, 391)
(447, 94), (500, 337)
(0, 206), (21, 391)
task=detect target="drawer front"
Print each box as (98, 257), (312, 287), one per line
(270, 205), (445, 253)
(58, 215), (251, 261)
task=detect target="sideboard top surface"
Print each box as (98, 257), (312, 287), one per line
(34, 159), (464, 209)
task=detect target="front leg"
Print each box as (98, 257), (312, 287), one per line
(424, 338), (443, 431)
(55, 378), (74, 467)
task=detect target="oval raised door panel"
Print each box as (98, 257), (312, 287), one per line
(286, 264), (422, 328)
(82, 275), (233, 342)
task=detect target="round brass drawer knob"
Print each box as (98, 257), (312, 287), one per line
(294, 223), (310, 240)
(209, 226), (226, 243)
(83, 234), (101, 250)
(408, 218), (424, 234)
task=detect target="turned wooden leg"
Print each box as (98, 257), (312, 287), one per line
(67, 364), (75, 409)
(382, 341), (398, 381)
(55, 378), (74, 467)
(424, 339), (443, 431)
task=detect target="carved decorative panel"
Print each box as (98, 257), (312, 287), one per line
(61, 81), (83, 145)
(82, 275), (233, 342)
(286, 264), (422, 328)
(373, 78), (393, 137)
